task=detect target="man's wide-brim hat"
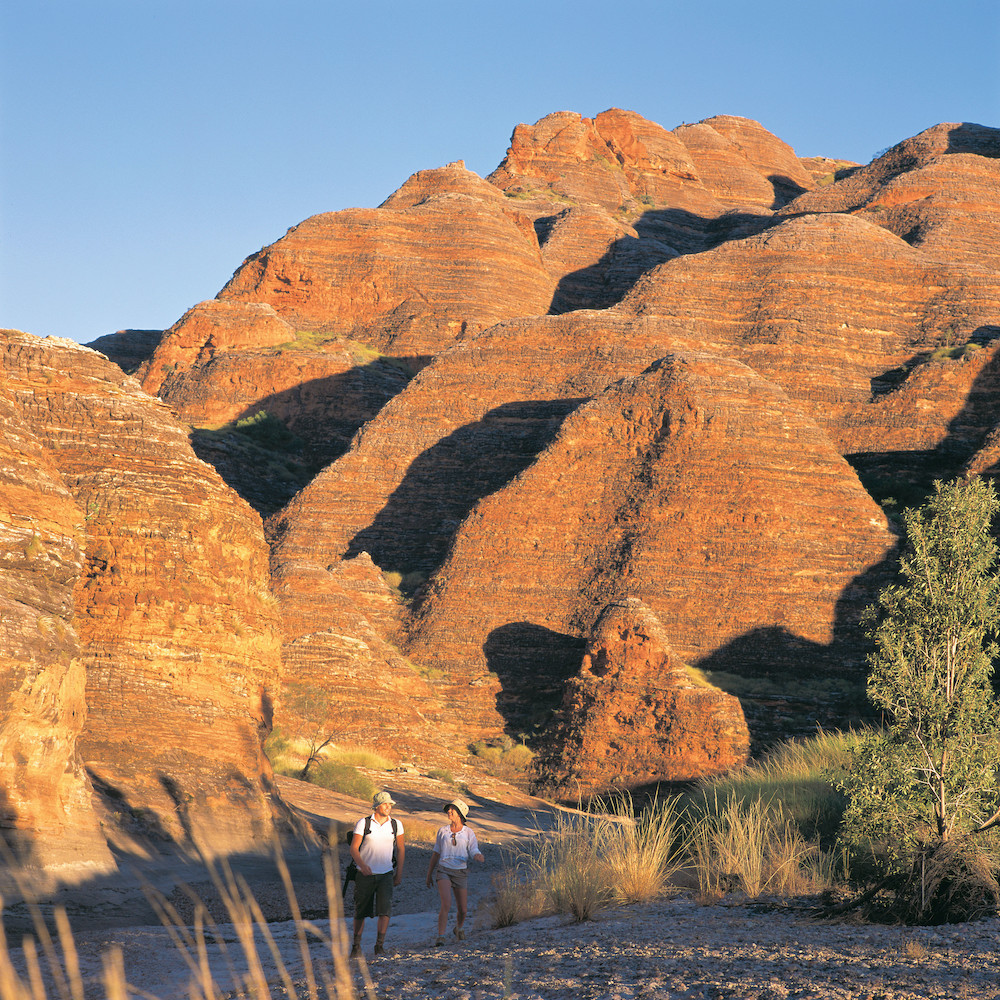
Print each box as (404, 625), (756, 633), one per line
(443, 798), (469, 821)
(373, 790), (396, 807)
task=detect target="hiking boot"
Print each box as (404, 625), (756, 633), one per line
(454, 927), (465, 941)
(435, 935), (445, 946)
(350, 942), (361, 958)
(373, 942), (386, 956)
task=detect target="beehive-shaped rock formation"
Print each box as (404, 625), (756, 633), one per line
(405, 352), (897, 733)
(217, 163), (556, 358)
(539, 599), (750, 796)
(2, 330), (284, 859)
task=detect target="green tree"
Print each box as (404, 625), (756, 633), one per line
(839, 478), (1000, 917)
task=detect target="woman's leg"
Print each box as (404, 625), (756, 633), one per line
(453, 885), (469, 931)
(436, 874), (453, 936)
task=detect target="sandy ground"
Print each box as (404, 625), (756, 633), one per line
(5, 778), (1000, 999)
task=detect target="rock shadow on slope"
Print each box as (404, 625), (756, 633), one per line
(188, 357), (417, 516)
(345, 399), (586, 585)
(483, 623), (587, 738)
(544, 206), (776, 316)
(849, 325), (1000, 509)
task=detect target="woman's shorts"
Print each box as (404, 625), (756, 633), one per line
(435, 866), (469, 891)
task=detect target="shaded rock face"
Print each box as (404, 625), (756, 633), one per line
(1, 331), (283, 860)
(538, 599), (750, 797)
(85, 329), (163, 375)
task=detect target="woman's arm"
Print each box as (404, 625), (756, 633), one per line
(467, 828), (484, 863)
(425, 850), (440, 886)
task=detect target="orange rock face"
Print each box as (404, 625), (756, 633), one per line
(77, 111), (1000, 794)
(783, 122), (1000, 273)
(405, 352), (896, 720)
(0, 377), (112, 873)
(538, 599), (750, 796)
(618, 213), (1000, 440)
(138, 300), (297, 398)
(217, 164), (556, 358)
(2, 330), (283, 859)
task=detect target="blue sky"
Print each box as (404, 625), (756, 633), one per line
(2, 0), (997, 345)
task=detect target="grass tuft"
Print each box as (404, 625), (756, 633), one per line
(0, 843), (364, 1000)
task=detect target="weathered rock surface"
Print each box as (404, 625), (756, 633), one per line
(216, 164), (556, 358)
(1, 330), (284, 861)
(404, 352), (896, 739)
(45, 112), (1000, 806)
(137, 300), (297, 398)
(538, 599), (750, 796)
(782, 122), (1000, 273)
(617, 212), (1000, 443)
(0, 378), (112, 874)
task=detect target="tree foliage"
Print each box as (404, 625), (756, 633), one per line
(840, 478), (1000, 858)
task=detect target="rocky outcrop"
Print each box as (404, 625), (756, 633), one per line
(487, 110), (810, 259)
(538, 599), (750, 796)
(216, 164), (556, 358)
(617, 212), (1000, 442)
(404, 353), (896, 733)
(137, 300), (296, 398)
(782, 122), (1000, 273)
(0, 380), (112, 874)
(1, 330), (284, 860)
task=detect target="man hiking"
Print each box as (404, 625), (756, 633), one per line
(350, 790), (405, 957)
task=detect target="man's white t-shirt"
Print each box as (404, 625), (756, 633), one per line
(353, 814), (402, 875)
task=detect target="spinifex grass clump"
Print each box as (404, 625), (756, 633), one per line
(489, 794), (688, 925)
(679, 731), (856, 900)
(689, 730), (856, 846)
(687, 793), (840, 900)
(598, 793), (688, 904)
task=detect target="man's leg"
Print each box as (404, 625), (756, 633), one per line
(352, 874), (376, 956)
(374, 874), (393, 954)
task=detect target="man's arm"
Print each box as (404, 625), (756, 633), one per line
(394, 834), (405, 886)
(350, 832), (372, 877)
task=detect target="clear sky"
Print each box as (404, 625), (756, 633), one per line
(2, 0), (997, 345)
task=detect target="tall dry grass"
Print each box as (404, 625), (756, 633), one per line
(688, 793), (843, 900)
(0, 845), (367, 1000)
(599, 793), (687, 905)
(489, 794), (688, 925)
(687, 731), (857, 846)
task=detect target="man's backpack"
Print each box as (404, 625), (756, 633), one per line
(342, 816), (398, 898)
